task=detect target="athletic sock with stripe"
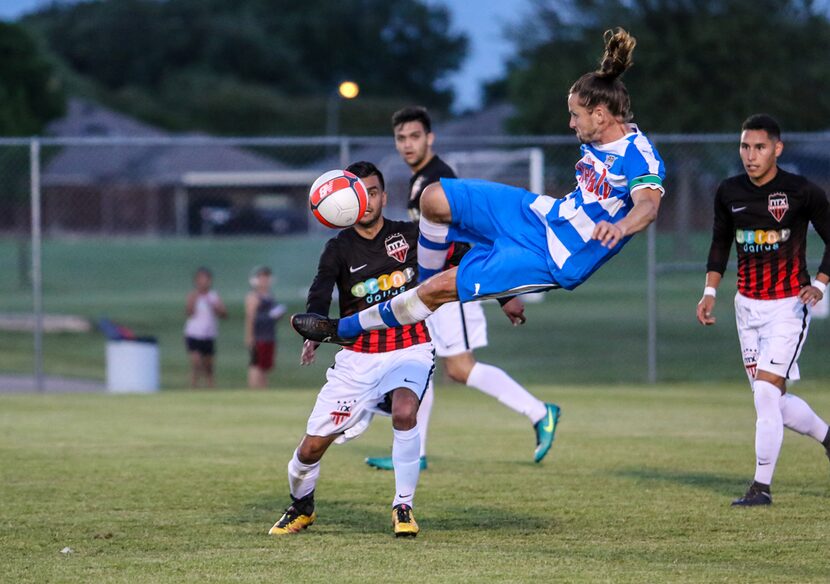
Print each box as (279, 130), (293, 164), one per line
(337, 288), (434, 337)
(417, 217), (451, 282)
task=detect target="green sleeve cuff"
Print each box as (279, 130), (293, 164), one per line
(629, 174), (663, 191)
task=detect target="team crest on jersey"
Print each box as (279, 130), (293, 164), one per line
(603, 155), (617, 169)
(330, 400), (356, 426)
(385, 233), (409, 263)
(768, 193), (789, 222)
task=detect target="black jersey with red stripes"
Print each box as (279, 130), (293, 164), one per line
(306, 219), (430, 353)
(706, 168), (830, 300)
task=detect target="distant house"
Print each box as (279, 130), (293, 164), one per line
(42, 99), (318, 235)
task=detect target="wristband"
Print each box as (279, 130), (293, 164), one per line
(703, 286), (717, 298)
(813, 280), (827, 295)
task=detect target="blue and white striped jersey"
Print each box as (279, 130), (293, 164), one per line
(529, 125), (665, 289)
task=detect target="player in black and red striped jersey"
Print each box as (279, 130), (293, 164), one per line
(697, 114), (830, 506)
(269, 161), (433, 538)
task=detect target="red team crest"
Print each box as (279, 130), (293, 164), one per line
(330, 402), (352, 426)
(385, 233), (410, 263)
(768, 193), (789, 222)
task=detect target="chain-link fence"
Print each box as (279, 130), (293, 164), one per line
(2, 133), (829, 390)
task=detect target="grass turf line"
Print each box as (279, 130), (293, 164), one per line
(2, 383), (830, 583)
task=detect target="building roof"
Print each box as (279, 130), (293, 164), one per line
(43, 99), (288, 186)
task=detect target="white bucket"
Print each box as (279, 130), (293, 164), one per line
(106, 340), (160, 393)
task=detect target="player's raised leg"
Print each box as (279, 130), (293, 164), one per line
(445, 351), (560, 463)
(269, 434), (336, 535)
(415, 183), (455, 282)
(292, 267), (457, 344)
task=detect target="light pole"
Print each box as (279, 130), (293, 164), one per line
(325, 80), (360, 137)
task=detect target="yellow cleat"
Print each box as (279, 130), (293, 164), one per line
(268, 506), (316, 536)
(392, 504), (419, 538)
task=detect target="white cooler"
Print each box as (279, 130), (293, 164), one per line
(106, 340), (160, 393)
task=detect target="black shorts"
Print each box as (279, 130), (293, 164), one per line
(185, 337), (215, 356)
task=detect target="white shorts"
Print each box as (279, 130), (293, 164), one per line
(734, 292), (811, 386)
(306, 342), (435, 438)
(425, 300), (488, 357)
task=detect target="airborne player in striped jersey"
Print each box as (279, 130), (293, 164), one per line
(697, 114), (830, 506)
(269, 161), (433, 538)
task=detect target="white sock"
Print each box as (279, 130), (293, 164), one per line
(466, 362), (548, 424)
(349, 288), (435, 333)
(417, 217), (451, 281)
(781, 393), (829, 442)
(392, 426), (421, 508)
(287, 449), (320, 500)
(388, 288), (434, 324)
(753, 380), (784, 485)
(417, 381), (434, 457)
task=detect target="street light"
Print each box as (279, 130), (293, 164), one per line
(326, 80), (360, 137)
(338, 80), (360, 100)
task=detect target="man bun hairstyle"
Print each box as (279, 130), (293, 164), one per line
(569, 28), (637, 121)
(392, 106), (432, 134)
(346, 160), (385, 192)
(742, 114), (781, 142)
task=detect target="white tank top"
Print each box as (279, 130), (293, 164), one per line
(184, 291), (220, 339)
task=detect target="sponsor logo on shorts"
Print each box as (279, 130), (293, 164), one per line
(385, 233), (410, 263)
(351, 267), (416, 303)
(768, 192), (789, 222)
(743, 348), (758, 379)
(735, 228), (790, 253)
(330, 400), (355, 426)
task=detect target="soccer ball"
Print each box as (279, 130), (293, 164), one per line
(309, 170), (368, 228)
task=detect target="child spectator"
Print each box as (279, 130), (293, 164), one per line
(184, 267), (227, 388)
(245, 266), (287, 388)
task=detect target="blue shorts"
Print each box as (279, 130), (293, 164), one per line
(442, 178), (559, 302)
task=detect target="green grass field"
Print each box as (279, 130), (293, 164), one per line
(3, 383), (830, 583)
(2, 233), (830, 388)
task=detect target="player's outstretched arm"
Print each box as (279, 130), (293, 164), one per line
(696, 271), (722, 326)
(592, 187), (662, 249)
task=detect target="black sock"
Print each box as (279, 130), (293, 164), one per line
(823, 428), (830, 449)
(291, 492), (315, 515)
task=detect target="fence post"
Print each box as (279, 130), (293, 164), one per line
(30, 138), (44, 392)
(646, 221), (657, 384)
(339, 137), (351, 169)
(529, 148), (544, 194)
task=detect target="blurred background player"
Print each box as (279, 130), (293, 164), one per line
(696, 114), (830, 506)
(245, 266), (286, 389)
(184, 267), (227, 388)
(364, 106), (559, 470)
(269, 161), (432, 537)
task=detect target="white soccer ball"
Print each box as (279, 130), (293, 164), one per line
(309, 169), (368, 228)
